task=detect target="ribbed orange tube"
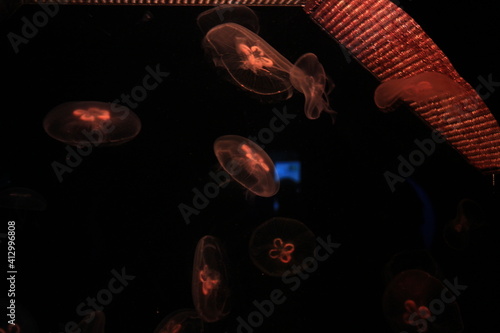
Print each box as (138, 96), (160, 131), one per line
(305, 0), (500, 174)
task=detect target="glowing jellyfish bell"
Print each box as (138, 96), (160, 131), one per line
(202, 23), (294, 100)
(382, 269), (463, 333)
(192, 235), (230, 323)
(43, 101), (141, 147)
(153, 309), (203, 333)
(249, 217), (316, 277)
(213, 135), (279, 197)
(374, 71), (466, 112)
(290, 53), (336, 121)
(197, 5), (260, 35)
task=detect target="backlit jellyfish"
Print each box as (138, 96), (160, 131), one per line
(70, 311), (105, 333)
(43, 101), (141, 147)
(192, 235), (230, 323)
(197, 5), (260, 35)
(443, 198), (485, 251)
(213, 135), (279, 197)
(202, 23), (294, 100)
(153, 310), (203, 333)
(374, 72), (466, 113)
(382, 269), (463, 333)
(290, 53), (336, 121)
(249, 217), (316, 277)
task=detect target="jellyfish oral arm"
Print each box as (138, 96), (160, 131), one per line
(268, 238), (295, 264)
(237, 43), (274, 74)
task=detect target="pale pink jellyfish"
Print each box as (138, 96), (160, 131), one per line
(43, 101), (141, 147)
(213, 135), (279, 197)
(197, 5), (260, 35)
(374, 72), (467, 112)
(202, 23), (294, 100)
(249, 217), (316, 277)
(192, 235), (230, 323)
(290, 53), (336, 121)
(382, 269), (463, 333)
(153, 310), (203, 333)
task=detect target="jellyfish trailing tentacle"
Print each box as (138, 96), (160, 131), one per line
(290, 53), (337, 122)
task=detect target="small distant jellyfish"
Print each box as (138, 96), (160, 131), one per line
(153, 310), (203, 333)
(0, 187), (46, 211)
(202, 23), (294, 100)
(373, 72), (467, 113)
(249, 217), (316, 277)
(382, 269), (463, 333)
(213, 135), (279, 197)
(290, 53), (336, 121)
(197, 5), (260, 35)
(443, 198), (485, 251)
(43, 101), (141, 147)
(192, 235), (230, 323)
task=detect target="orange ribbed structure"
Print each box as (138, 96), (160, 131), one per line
(305, 0), (500, 174)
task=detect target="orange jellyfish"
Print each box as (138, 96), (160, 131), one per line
(197, 5), (260, 35)
(249, 217), (316, 277)
(374, 72), (467, 113)
(43, 101), (141, 147)
(153, 310), (203, 333)
(443, 198), (485, 251)
(382, 269), (463, 333)
(202, 23), (294, 100)
(290, 53), (336, 121)
(213, 135), (279, 197)
(192, 235), (230, 323)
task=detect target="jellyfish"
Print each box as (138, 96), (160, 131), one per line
(382, 269), (463, 333)
(289, 53), (336, 121)
(197, 5), (260, 35)
(373, 72), (467, 113)
(213, 135), (279, 197)
(443, 198), (485, 251)
(192, 235), (230, 323)
(43, 101), (141, 147)
(248, 217), (316, 277)
(0, 187), (46, 211)
(69, 311), (105, 333)
(383, 249), (440, 284)
(202, 23), (294, 100)
(153, 310), (203, 333)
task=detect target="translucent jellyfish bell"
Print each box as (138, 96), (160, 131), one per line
(249, 217), (316, 277)
(290, 53), (336, 121)
(202, 23), (294, 99)
(43, 101), (141, 147)
(153, 309), (203, 333)
(192, 235), (230, 323)
(197, 5), (260, 35)
(382, 269), (463, 333)
(374, 72), (466, 112)
(213, 135), (279, 197)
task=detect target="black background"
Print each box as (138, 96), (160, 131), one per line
(1, 1), (500, 332)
